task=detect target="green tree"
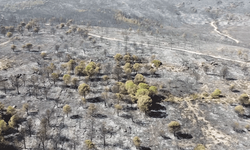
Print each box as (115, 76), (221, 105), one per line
(210, 88), (221, 99)
(194, 144), (206, 150)
(63, 104), (72, 117)
(133, 63), (141, 74)
(63, 74), (71, 86)
(84, 140), (95, 149)
(71, 77), (78, 89)
(134, 74), (145, 84)
(137, 95), (152, 114)
(25, 23), (32, 31)
(138, 83), (149, 89)
(125, 68), (132, 79)
(6, 32), (12, 38)
(133, 136), (141, 149)
(168, 121), (181, 134)
(235, 105), (244, 115)
(33, 26), (40, 34)
(125, 80), (138, 95)
(74, 66), (84, 79)
(239, 93), (250, 105)
(151, 60), (162, 68)
(67, 59), (76, 73)
(0, 120), (8, 134)
(26, 43), (33, 51)
(11, 45), (16, 52)
(51, 73), (59, 85)
(123, 54), (131, 63)
(114, 104), (122, 116)
(149, 86), (158, 96)
(6, 106), (16, 116)
(102, 75), (109, 85)
(9, 114), (19, 130)
(78, 83), (90, 98)
(114, 53), (123, 63)
(41, 52), (46, 59)
(88, 104), (97, 117)
(85, 62), (97, 78)
(136, 89), (150, 97)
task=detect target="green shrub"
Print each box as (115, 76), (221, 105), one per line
(211, 89), (221, 99)
(136, 89), (149, 97)
(194, 144), (206, 150)
(133, 136), (141, 149)
(138, 83), (149, 89)
(114, 53), (123, 62)
(168, 121), (181, 133)
(239, 93), (250, 105)
(134, 74), (145, 84)
(149, 86), (158, 95)
(84, 140), (94, 149)
(234, 105), (244, 115)
(151, 60), (162, 68)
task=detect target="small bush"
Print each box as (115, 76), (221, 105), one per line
(151, 60), (162, 68)
(211, 88), (221, 99)
(6, 32), (12, 38)
(234, 105), (244, 115)
(132, 136), (141, 148)
(194, 144), (206, 150)
(168, 121), (181, 133)
(136, 89), (149, 97)
(138, 83), (149, 89)
(41, 52), (46, 59)
(239, 93), (250, 105)
(84, 140), (94, 149)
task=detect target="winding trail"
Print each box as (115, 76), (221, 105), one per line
(0, 24), (247, 66)
(0, 40), (9, 46)
(210, 21), (239, 44)
(88, 32), (249, 65)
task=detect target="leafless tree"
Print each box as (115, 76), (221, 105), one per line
(0, 78), (9, 94)
(100, 122), (108, 150)
(9, 74), (23, 94)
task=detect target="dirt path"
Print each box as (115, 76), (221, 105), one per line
(0, 40), (9, 46)
(88, 32), (249, 65)
(210, 21), (240, 44)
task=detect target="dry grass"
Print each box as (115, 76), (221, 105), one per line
(115, 11), (141, 26)
(0, 58), (14, 70)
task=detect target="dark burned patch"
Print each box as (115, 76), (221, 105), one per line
(140, 146), (151, 150)
(175, 131), (193, 139)
(70, 115), (82, 119)
(147, 111), (167, 118)
(87, 97), (104, 103)
(93, 113), (107, 119)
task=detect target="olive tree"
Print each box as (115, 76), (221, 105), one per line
(63, 104), (72, 117)
(63, 74), (71, 86)
(78, 83), (90, 99)
(137, 95), (152, 115)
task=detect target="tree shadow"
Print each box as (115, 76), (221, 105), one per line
(70, 115), (82, 119)
(93, 113), (107, 119)
(232, 89), (240, 93)
(87, 97), (104, 103)
(147, 111), (167, 118)
(176, 131), (193, 139)
(134, 120), (149, 127)
(140, 146), (151, 150)
(225, 78), (237, 81)
(0, 144), (18, 150)
(120, 114), (131, 119)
